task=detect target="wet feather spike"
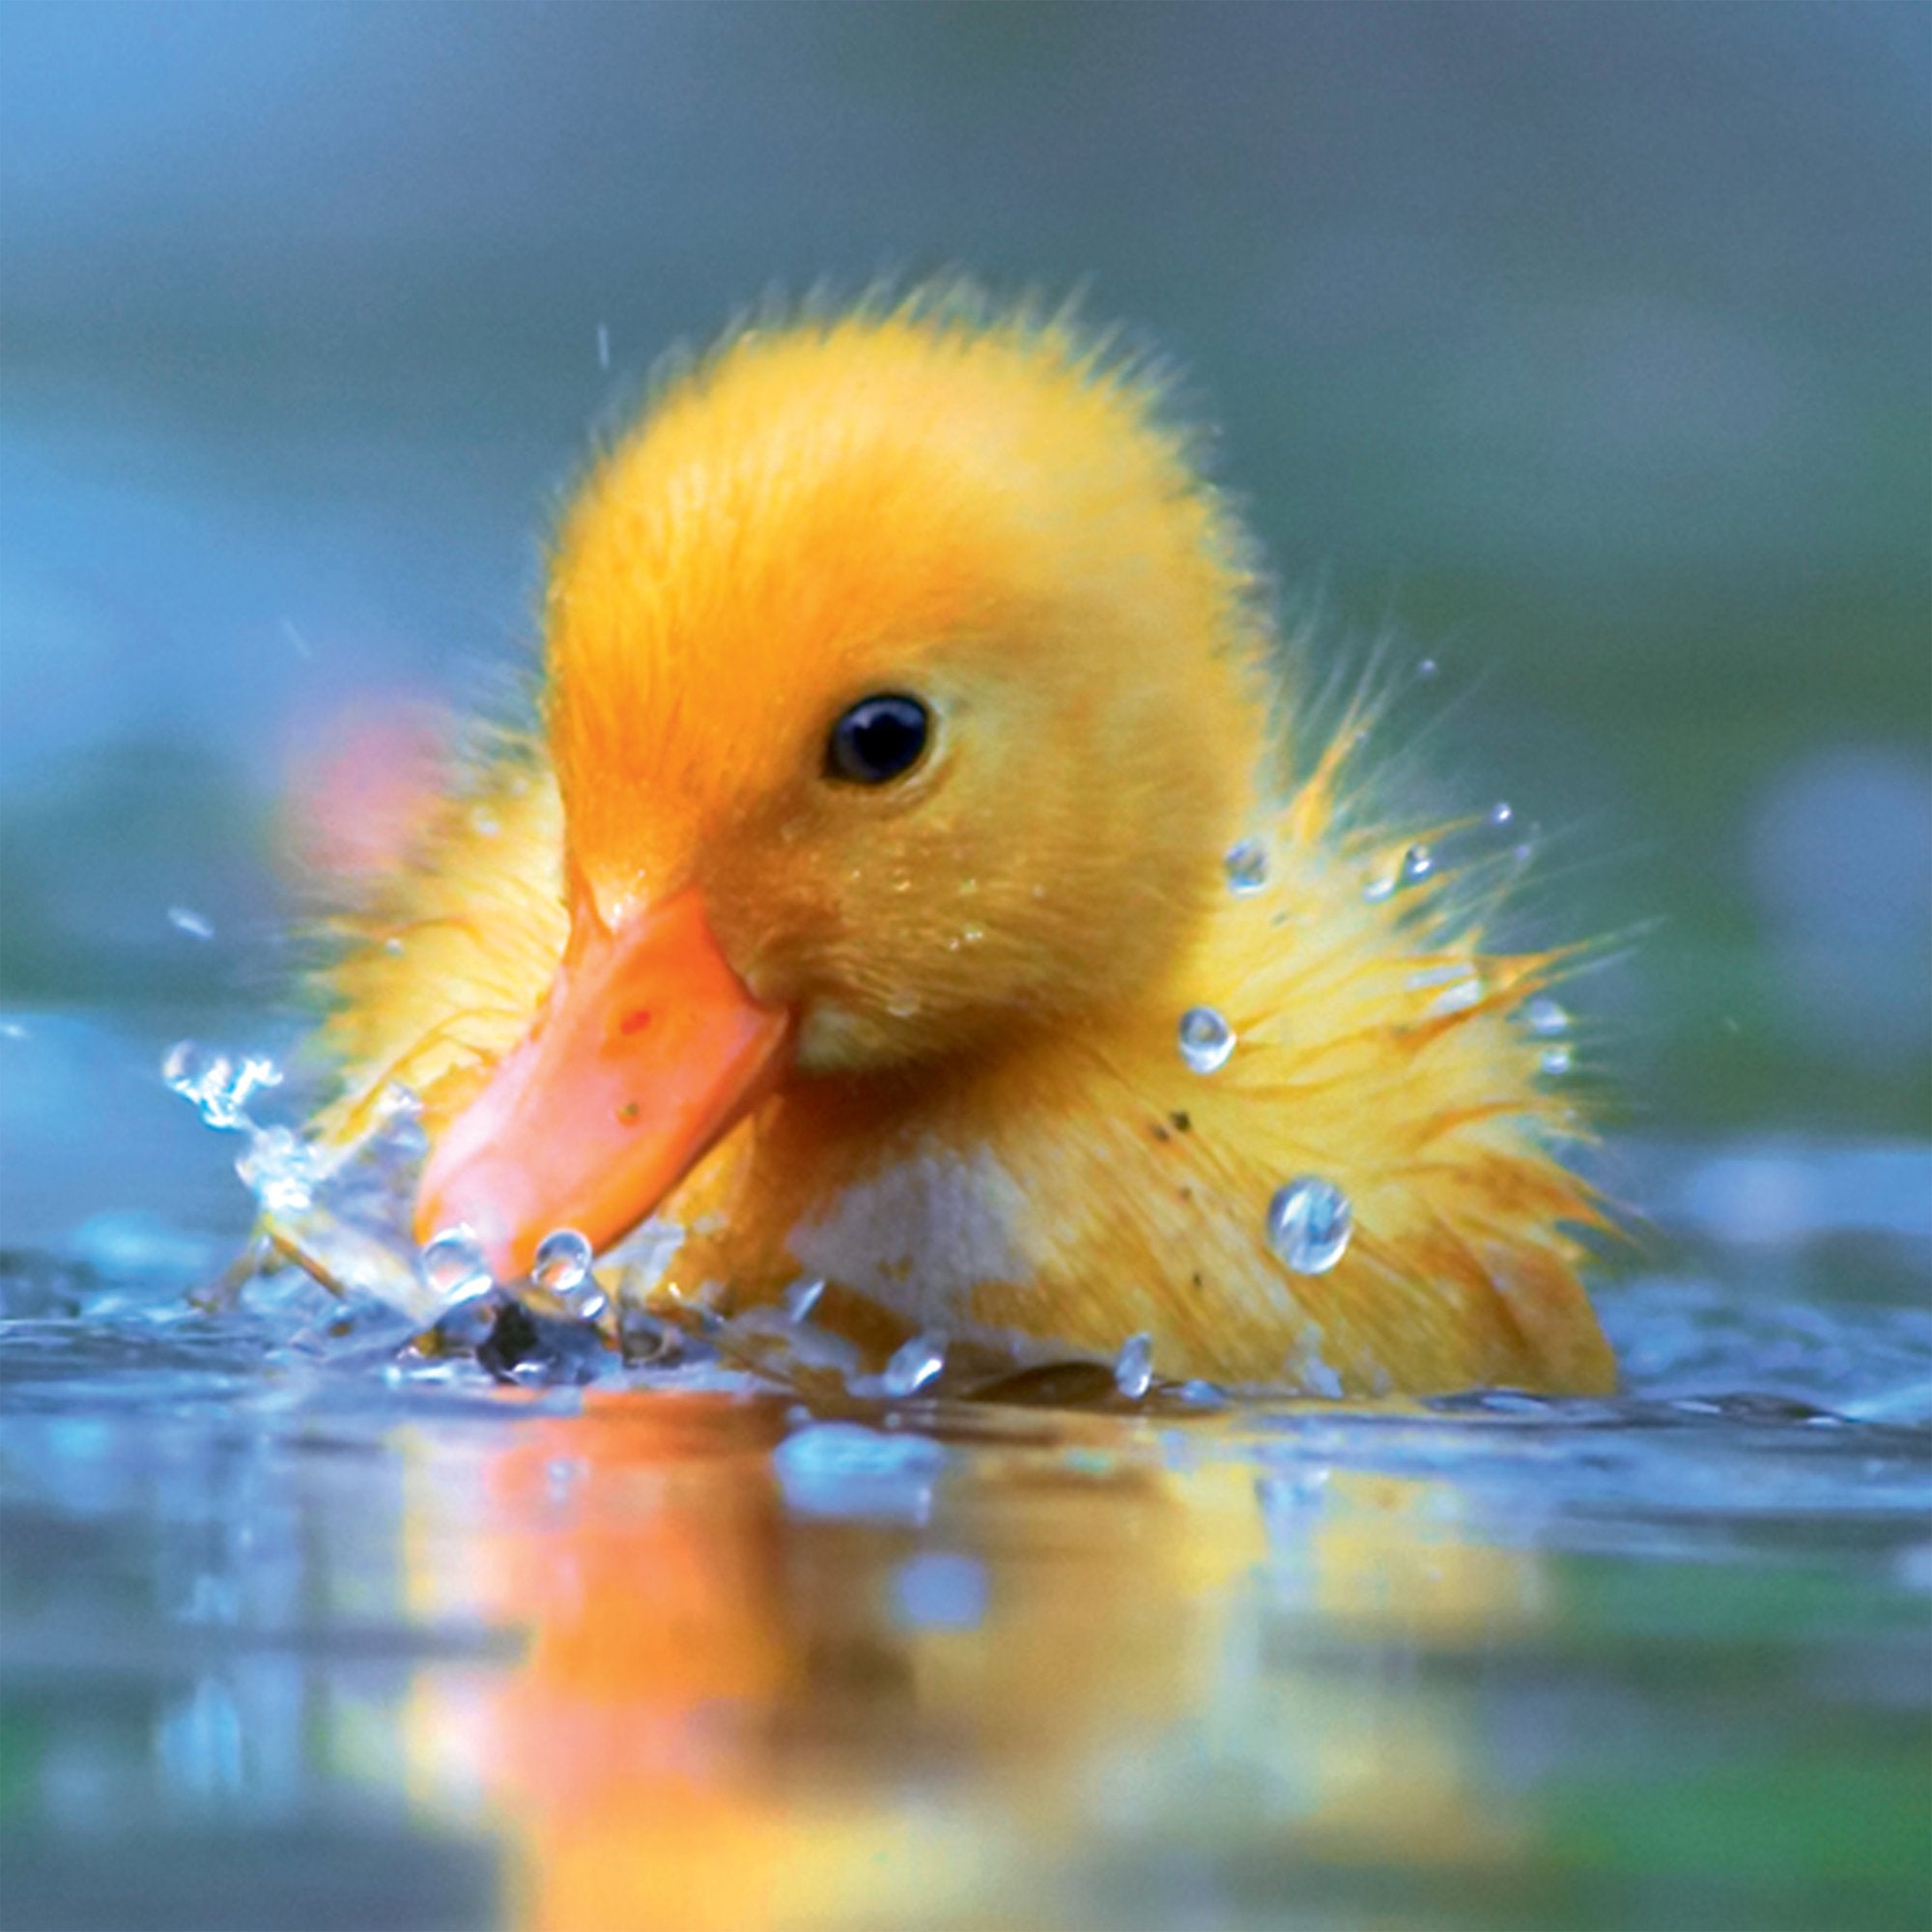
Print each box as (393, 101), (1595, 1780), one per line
(284, 284), (1617, 1397)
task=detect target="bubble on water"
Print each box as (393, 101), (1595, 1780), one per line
(1223, 838), (1268, 895)
(1416, 658), (1439, 681)
(234, 1126), (320, 1217)
(1266, 1178), (1353, 1275)
(783, 1275), (827, 1323)
(1178, 1007), (1235, 1074)
(162, 1043), (282, 1130)
(1539, 1044), (1574, 1076)
(1522, 995), (1569, 1037)
(421, 1227), (491, 1301)
(1489, 801), (1514, 828)
(882, 1331), (947, 1398)
(1400, 843), (1435, 887)
(1113, 1331), (1154, 1400)
(167, 906), (214, 941)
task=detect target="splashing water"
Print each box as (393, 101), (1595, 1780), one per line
(162, 1042), (282, 1132)
(232, 1127), (322, 1217)
(1266, 1177), (1353, 1275)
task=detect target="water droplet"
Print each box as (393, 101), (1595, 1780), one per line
(1113, 1332), (1153, 1400)
(1362, 873), (1397, 904)
(167, 905), (214, 940)
(596, 322), (611, 371)
(421, 1227), (491, 1299)
(1430, 974), (1483, 1014)
(1522, 995), (1569, 1037)
(532, 1229), (605, 1318)
(532, 1229), (591, 1293)
(783, 1276), (827, 1323)
(1539, 1044), (1574, 1076)
(469, 810), (500, 838)
(1399, 843), (1434, 886)
(1223, 838), (1268, 895)
(1489, 801), (1514, 827)
(882, 1331), (947, 1398)
(961, 923), (985, 946)
(1178, 1007), (1235, 1074)
(1416, 658), (1439, 680)
(1266, 1178), (1353, 1275)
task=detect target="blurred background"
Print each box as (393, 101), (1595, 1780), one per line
(3, 1), (1928, 1248)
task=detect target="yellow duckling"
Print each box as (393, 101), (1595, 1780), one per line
(308, 290), (1615, 1395)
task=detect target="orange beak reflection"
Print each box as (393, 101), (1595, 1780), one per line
(413, 886), (792, 1282)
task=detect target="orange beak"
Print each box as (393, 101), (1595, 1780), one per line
(413, 886), (793, 1283)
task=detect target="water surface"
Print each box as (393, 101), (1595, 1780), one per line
(3, 1017), (1928, 1931)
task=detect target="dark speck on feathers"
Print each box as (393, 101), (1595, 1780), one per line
(1151, 1121), (1172, 1142)
(1170, 1110), (1191, 1132)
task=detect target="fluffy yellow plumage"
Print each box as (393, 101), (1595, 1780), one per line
(308, 290), (1615, 1395)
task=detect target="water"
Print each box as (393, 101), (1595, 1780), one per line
(1265, 1178), (1354, 1276)
(1178, 1007), (1236, 1076)
(3, 1018), (1929, 1930)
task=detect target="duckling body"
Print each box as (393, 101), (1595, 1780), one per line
(309, 294), (1615, 1395)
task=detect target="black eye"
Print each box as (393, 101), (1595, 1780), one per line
(824, 694), (931, 785)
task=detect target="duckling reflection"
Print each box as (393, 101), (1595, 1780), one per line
(392, 1397), (1548, 1930)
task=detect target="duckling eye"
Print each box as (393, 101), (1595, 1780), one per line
(824, 694), (931, 785)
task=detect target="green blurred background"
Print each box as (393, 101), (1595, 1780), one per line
(3, 0), (1927, 1157)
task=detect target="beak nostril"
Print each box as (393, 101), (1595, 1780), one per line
(616, 1100), (642, 1124)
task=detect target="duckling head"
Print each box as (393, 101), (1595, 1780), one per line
(417, 298), (1275, 1280)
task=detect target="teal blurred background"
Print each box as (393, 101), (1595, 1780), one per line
(4, 0), (1928, 1157)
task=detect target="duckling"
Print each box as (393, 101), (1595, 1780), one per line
(306, 291), (1616, 1395)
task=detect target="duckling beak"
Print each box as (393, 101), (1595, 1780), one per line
(412, 886), (793, 1284)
